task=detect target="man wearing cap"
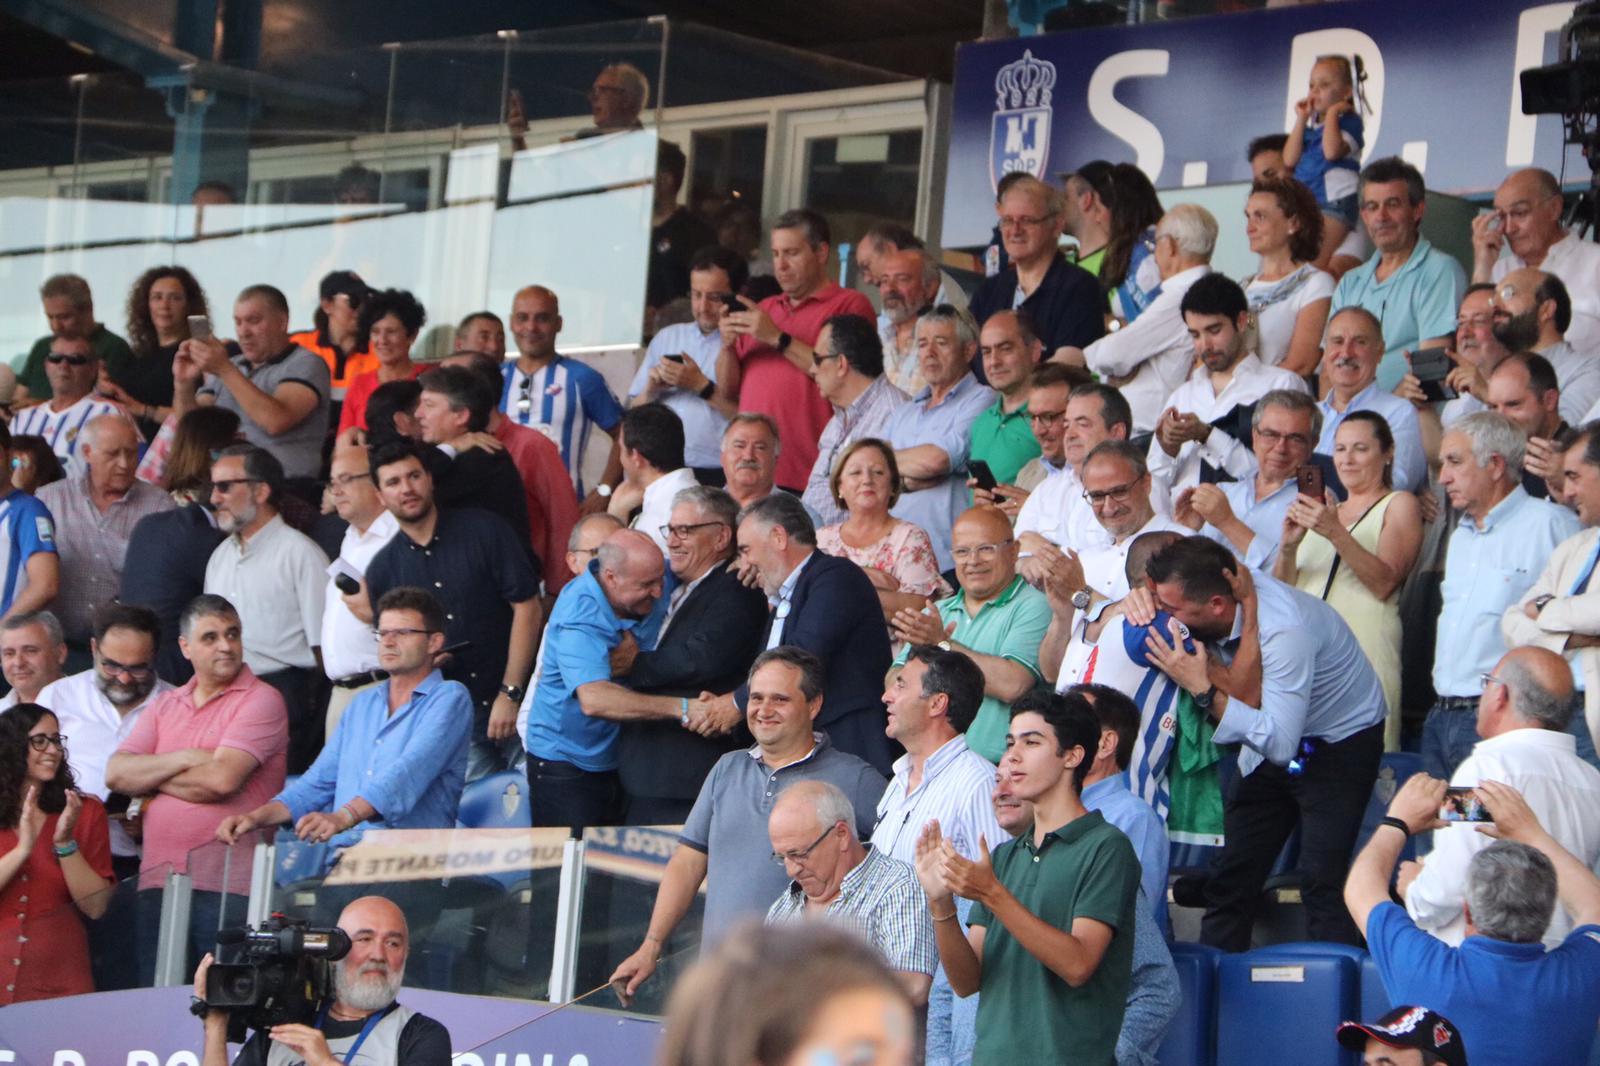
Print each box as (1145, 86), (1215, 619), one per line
(290, 271), (374, 404)
(1336, 1006), (1468, 1066)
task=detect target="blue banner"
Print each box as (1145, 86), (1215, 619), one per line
(943, 0), (1582, 247)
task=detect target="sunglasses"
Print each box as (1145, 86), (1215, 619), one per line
(45, 353), (92, 367)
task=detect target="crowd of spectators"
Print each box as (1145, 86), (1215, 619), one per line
(8, 53), (1600, 1066)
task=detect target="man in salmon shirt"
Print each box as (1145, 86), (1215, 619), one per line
(716, 208), (875, 492)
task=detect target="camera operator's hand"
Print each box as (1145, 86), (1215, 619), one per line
(268, 1023), (338, 1066)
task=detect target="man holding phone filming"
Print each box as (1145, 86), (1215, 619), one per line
(1345, 775), (1600, 1066)
(1397, 645), (1600, 948)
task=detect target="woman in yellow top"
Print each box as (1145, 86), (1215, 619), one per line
(1275, 411), (1423, 749)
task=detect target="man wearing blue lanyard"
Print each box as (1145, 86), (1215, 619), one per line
(194, 895), (451, 1066)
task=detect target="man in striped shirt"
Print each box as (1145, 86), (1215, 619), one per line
(10, 335), (132, 480)
(766, 780), (936, 1006)
(499, 285), (624, 509)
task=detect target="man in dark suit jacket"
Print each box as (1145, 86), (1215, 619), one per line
(120, 499), (226, 684)
(615, 486), (767, 823)
(698, 491), (895, 774)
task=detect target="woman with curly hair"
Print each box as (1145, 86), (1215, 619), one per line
(9, 434), (66, 495)
(338, 289), (427, 434)
(104, 266), (209, 437)
(0, 703), (114, 1003)
(1241, 176), (1335, 375)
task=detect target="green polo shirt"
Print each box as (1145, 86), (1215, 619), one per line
(969, 397), (1041, 486)
(893, 574), (1052, 763)
(20, 324), (135, 399)
(967, 810), (1139, 1066)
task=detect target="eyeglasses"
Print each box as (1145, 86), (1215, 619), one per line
(1255, 428), (1313, 449)
(812, 350), (842, 367)
(330, 471), (371, 489)
(373, 627), (434, 642)
(27, 733), (66, 752)
(1083, 481), (1141, 506)
(100, 656), (154, 679)
(660, 521), (726, 541)
(951, 539), (1013, 563)
(211, 478), (260, 493)
(1480, 672), (1505, 690)
(1028, 410), (1067, 427)
(45, 353), (92, 366)
(998, 213), (1054, 230)
(771, 822), (840, 867)
(588, 85), (629, 101)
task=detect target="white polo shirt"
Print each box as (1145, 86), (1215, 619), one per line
(204, 513), (328, 674)
(320, 509), (399, 681)
(38, 668), (173, 857)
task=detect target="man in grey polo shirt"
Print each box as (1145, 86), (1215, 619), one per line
(173, 283), (330, 497)
(609, 645), (885, 1007)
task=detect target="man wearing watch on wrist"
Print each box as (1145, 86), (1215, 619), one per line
(215, 588), (471, 922)
(890, 506), (1052, 765)
(1127, 535), (1386, 952)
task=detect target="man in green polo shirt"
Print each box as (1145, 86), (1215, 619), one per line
(16, 273), (134, 402)
(969, 310), (1044, 486)
(914, 689), (1140, 1066)
(891, 506), (1052, 763)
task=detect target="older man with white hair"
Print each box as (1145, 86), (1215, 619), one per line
(1426, 411), (1581, 782)
(1065, 204), (1218, 434)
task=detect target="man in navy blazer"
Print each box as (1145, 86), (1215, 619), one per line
(614, 485), (768, 823)
(694, 491), (895, 774)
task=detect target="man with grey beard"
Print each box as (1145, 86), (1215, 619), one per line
(195, 895), (452, 1066)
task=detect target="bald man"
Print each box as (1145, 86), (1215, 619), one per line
(38, 413), (174, 652)
(197, 895), (451, 1066)
(765, 780), (936, 1005)
(499, 285), (625, 509)
(1399, 645), (1600, 949)
(523, 528), (675, 826)
(889, 506), (1053, 764)
(1489, 267), (1600, 425)
(1474, 167), (1600, 353)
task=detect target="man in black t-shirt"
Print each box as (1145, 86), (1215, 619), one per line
(194, 895), (451, 1066)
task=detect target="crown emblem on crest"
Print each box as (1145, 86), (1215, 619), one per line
(994, 50), (1056, 111)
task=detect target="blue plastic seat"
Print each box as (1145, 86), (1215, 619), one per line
(1350, 752), (1423, 862)
(1254, 942), (1387, 1022)
(455, 770), (532, 829)
(1216, 947), (1360, 1066)
(1158, 941), (1221, 1066)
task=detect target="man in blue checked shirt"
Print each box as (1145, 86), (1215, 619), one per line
(214, 587), (471, 892)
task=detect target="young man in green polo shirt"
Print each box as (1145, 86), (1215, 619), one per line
(914, 690), (1140, 1066)
(968, 309), (1044, 486)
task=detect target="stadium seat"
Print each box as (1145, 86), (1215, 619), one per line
(1350, 752), (1423, 862)
(1158, 941), (1221, 1066)
(1216, 947), (1360, 1066)
(1254, 942), (1387, 1021)
(456, 770), (532, 829)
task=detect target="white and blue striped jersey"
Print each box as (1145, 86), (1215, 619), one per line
(498, 355), (623, 498)
(1071, 615), (1183, 825)
(10, 395), (135, 481)
(0, 489), (56, 616)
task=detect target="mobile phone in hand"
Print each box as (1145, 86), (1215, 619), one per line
(663, 353), (685, 364)
(1440, 786), (1493, 822)
(720, 293), (743, 312)
(1409, 347), (1458, 402)
(187, 315), (212, 341)
(969, 459), (999, 492)
(1295, 463), (1324, 499)
(334, 572), (361, 596)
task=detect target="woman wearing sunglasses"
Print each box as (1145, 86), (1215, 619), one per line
(0, 703), (113, 1003)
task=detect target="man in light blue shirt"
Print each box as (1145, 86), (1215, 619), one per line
(1427, 411), (1582, 781)
(885, 307), (997, 573)
(524, 529), (671, 826)
(1331, 157), (1466, 391)
(1317, 307), (1429, 492)
(216, 587), (472, 867)
(1072, 682), (1171, 936)
(1134, 536), (1386, 952)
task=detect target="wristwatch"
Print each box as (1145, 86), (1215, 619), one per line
(698, 381), (716, 400)
(775, 331), (793, 353)
(1192, 685), (1217, 710)
(596, 483), (613, 498)
(499, 683), (525, 703)
(1070, 589), (1092, 611)
(1533, 594), (1556, 615)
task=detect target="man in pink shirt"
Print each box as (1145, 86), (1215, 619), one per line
(107, 592), (288, 979)
(717, 208), (875, 491)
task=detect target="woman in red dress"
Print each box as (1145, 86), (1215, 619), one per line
(0, 703), (115, 1003)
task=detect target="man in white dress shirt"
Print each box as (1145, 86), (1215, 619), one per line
(1150, 273), (1307, 492)
(1072, 442), (1189, 605)
(319, 445), (398, 735)
(1399, 646), (1600, 949)
(1473, 167), (1600, 354)
(1489, 268), (1600, 426)
(1066, 204), (1218, 434)
(610, 404), (697, 556)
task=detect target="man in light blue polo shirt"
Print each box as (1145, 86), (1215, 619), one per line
(1427, 411), (1580, 781)
(523, 528), (671, 826)
(885, 307), (997, 573)
(1317, 306), (1429, 492)
(1331, 156), (1466, 391)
